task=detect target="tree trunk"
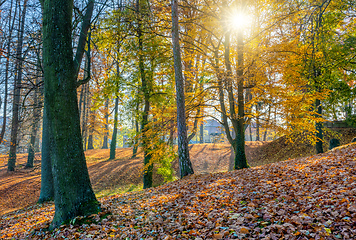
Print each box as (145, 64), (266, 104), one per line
(199, 123), (204, 143)
(136, 0), (153, 188)
(171, 0), (194, 178)
(132, 117), (139, 158)
(87, 132), (94, 149)
(142, 99), (152, 189)
(87, 107), (95, 150)
(234, 26), (248, 169)
(255, 103), (260, 141)
(81, 84), (89, 150)
(41, 0), (100, 228)
(8, 0), (28, 171)
(218, 1), (248, 170)
(38, 102), (54, 203)
(0, 0), (15, 145)
(249, 124), (252, 141)
(78, 85), (85, 120)
(315, 98), (323, 153)
(85, 32), (94, 150)
(187, 108), (200, 143)
(26, 82), (40, 168)
(101, 98), (109, 149)
(215, 48), (234, 146)
(109, 97), (119, 160)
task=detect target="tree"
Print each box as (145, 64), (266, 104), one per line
(171, 0), (194, 178)
(101, 98), (109, 149)
(0, 0), (16, 145)
(8, 0), (28, 171)
(40, 0), (100, 228)
(25, 75), (41, 169)
(109, 97), (119, 159)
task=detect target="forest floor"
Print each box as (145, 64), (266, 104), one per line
(0, 128), (355, 239)
(0, 141), (265, 216)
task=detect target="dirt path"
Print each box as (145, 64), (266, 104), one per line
(0, 142), (268, 215)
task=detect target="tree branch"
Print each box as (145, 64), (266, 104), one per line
(73, 0), (94, 80)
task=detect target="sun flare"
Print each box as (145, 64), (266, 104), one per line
(229, 11), (252, 30)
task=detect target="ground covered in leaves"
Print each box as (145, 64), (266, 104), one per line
(0, 142), (262, 215)
(250, 128), (356, 166)
(1, 142), (356, 239)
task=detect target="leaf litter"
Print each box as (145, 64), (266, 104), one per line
(0, 143), (356, 239)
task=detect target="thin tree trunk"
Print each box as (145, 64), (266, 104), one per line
(171, 0), (194, 178)
(87, 129), (94, 149)
(26, 81), (40, 168)
(109, 97), (119, 160)
(8, 0), (28, 171)
(87, 108), (95, 150)
(315, 98), (323, 153)
(82, 84), (89, 150)
(136, 0), (153, 188)
(249, 124), (252, 141)
(199, 123), (203, 143)
(187, 108), (200, 142)
(215, 48), (233, 146)
(132, 115), (139, 158)
(263, 128), (267, 141)
(0, 0), (16, 145)
(0, 55), (9, 145)
(101, 98), (109, 149)
(142, 99), (152, 189)
(85, 31), (93, 150)
(78, 85), (85, 119)
(168, 124), (174, 145)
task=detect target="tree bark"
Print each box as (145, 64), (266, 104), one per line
(136, 0), (153, 188)
(171, 0), (194, 178)
(8, 0), (28, 171)
(315, 98), (323, 153)
(84, 33), (94, 150)
(199, 123), (204, 143)
(109, 97), (119, 160)
(41, 0), (100, 228)
(87, 107), (95, 150)
(132, 116), (139, 158)
(38, 102), (54, 203)
(26, 81), (40, 168)
(234, 26), (248, 169)
(81, 84), (89, 150)
(87, 129), (94, 149)
(101, 98), (109, 149)
(249, 124), (252, 141)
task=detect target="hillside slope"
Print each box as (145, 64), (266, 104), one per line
(1, 143), (355, 239)
(249, 128), (356, 166)
(0, 143), (235, 215)
(0, 127), (355, 216)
